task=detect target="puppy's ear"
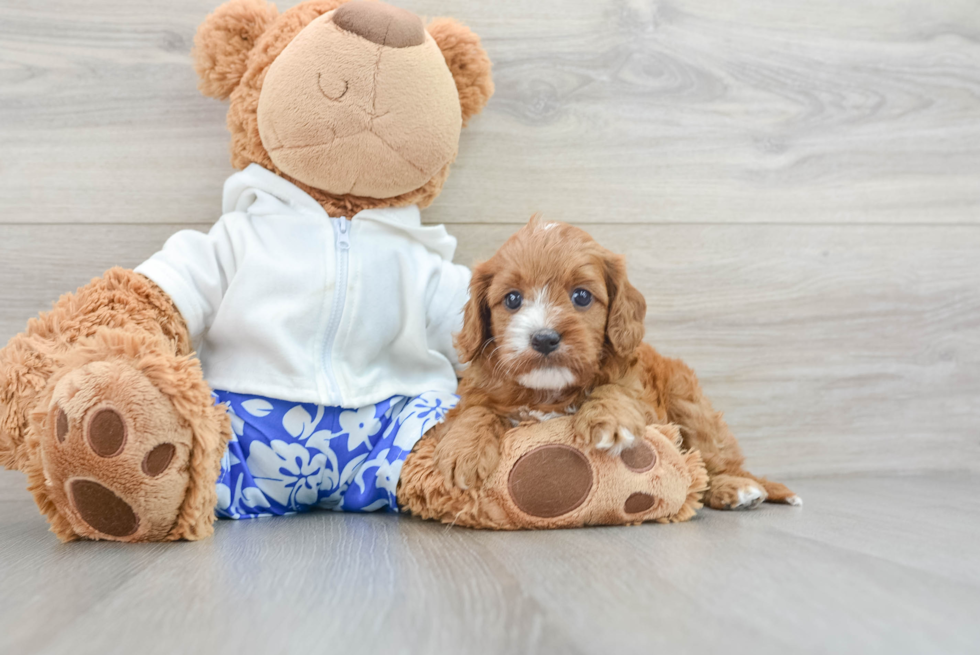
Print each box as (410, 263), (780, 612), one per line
(427, 18), (494, 126)
(193, 0), (280, 99)
(454, 262), (494, 364)
(604, 254), (647, 357)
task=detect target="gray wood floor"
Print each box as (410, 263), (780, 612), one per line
(2, 468), (978, 655)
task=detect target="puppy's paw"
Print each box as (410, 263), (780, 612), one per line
(733, 485), (766, 510)
(434, 434), (500, 491)
(573, 414), (643, 456)
(757, 478), (800, 506)
(575, 411), (646, 457)
(573, 389), (650, 457)
(593, 423), (637, 456)
(704, 475), (768, 511)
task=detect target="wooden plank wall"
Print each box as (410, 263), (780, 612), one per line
(1, 0), (978, 477)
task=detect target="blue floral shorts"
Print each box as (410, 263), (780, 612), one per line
(214, 390), (457, 519)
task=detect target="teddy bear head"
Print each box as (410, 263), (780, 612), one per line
(193, 0), (493, 215)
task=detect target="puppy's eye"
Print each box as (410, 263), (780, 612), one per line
(571, 288), (593, 309)
(504, 291), (523, 311)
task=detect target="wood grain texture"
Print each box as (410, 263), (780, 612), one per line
(1, 467), (978, 655)
(1, 0), (978, 224)
(1, 223), (978, 476)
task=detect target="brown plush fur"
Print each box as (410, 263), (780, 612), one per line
(426, 17), (495, 127)
(193, 0), (281, 100)
(0, 269), (229, 541)
(434, 217), (798, 510)
(194, 0), (494, 216)
(0, 268), (191, 471)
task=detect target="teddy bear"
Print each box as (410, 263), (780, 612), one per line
(0, 0), (707, 542)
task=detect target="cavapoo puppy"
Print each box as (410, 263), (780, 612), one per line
(433, 216), (800, 510)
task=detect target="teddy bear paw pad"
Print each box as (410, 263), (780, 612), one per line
(55, 408), (69, 442)
(623, 492), (656, 514)
(620, 441), (657, 472)
(482, 419), (707, 528)
(507, 444), (593, 518)
(69, 479), (140, 538)
(143, 443), (176, 477)
(87, 408), (127, 458)
(46, 399), (188, 541)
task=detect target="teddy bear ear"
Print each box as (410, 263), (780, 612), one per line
(192, 0), (280, 100)
(427, 18), (494, 126)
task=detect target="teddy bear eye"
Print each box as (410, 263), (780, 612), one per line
(504, 291), (523, 311)
(571, 288), (593, 309)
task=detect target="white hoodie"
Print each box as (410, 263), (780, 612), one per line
(135, 164), (470, 408)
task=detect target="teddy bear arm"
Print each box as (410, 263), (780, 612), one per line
(0, 267), (192, 470)
(0, 267), (230, 542)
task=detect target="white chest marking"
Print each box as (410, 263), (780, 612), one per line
(517, 366), (576, 391)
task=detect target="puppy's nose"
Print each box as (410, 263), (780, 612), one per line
(333, 0), (425, 48)
(531, 330), (562, 355)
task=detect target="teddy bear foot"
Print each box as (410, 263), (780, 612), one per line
(37, 360), (195, 542)
(400, 417), (708, 529)
(495, 420), (708, 528)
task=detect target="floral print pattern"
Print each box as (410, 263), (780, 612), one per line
(214, 390), (457, 519)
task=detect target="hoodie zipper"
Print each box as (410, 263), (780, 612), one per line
(323, 216), (351, 400)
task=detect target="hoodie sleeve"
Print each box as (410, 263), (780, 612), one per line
(426, 260), (471, 374)
(134, 216), (239, 342)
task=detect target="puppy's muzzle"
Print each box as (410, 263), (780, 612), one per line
(531, 329), (561, 355)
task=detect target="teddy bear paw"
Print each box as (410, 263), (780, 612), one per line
(500, 420), (704, 527)
(38, 361), (194, 541)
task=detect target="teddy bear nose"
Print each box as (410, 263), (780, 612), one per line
(531, 330), (562, 355)
(333, 0), (425, 48)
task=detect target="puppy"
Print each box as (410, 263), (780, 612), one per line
(433, 216), (799, 510)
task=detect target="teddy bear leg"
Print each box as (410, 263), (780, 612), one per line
(24, 329), (229, 542)
(399, 418), (708, 530)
